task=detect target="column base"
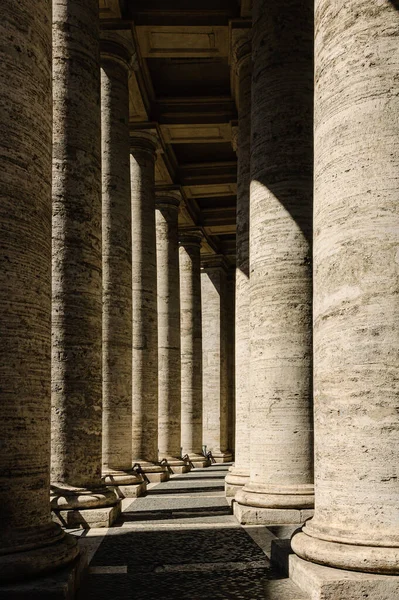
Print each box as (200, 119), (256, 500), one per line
(159, 456), (191, 474)
(211, 450), (233, 463)
(102, 470), (147, 498)
(289, 554), (399, 600)
(0, 547), (88, 600)
(0, 524), (79, 584)
(133, 461), (170, 483)
(224, 466), (249, 497)
(234, 502), (314, 525)
(186, 453), (211, 469)
(53, 502), (121, 529)
(234, 481), (314, 524)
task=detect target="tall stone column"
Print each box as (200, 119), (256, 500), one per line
(0, 0), (79, 582)
(101, 34), (145, 499)
(225, 27), (251, 497)
(130, 131), (168, 483)
(156, 190), (190, 474)
(226, 269), (236, 457)
(201, 255), (232, 463)
(179, 229), (210, 468)
(291, 1), (399, 593)
(235, 0), (314, 524)
(51, 0), (120, 528)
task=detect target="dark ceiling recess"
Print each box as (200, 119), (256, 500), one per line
(124, 0), (240, 25)
(173, 143), (237, 165)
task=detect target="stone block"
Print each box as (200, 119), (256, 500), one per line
(289, 554), (399, 600)
(233, 503), (314, 525)
(225, 481), (243, 497)
(168, 465), (191, 474)
(144, 471), (170, 483)
(53, 502), (121, 529)
(107, 481), (146, 499)
(0, 548), (88, 600)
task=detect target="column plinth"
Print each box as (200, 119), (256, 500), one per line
(225, 27), (251, 497)
(100, 35), (145, 499)
(291, 0), (399, 591)
(179, 230), (210, 469)
(234, 0), (314, 524)
(156, 192), (190, 474)
(201, 255), (233, 464)
(0, 0), (79, 583)
(130, 132), (169, 483)
(51, 0), (120, 527)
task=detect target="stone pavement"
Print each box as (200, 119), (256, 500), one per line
(75, 464), (307, 599)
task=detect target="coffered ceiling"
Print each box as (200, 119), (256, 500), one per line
(100, 0), (252, 264)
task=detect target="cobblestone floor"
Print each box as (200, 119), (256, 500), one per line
(76, 464), (306, 599)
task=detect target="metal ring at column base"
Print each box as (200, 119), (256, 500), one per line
(291, 530), (399, 575)
(50, 485), (119, 510)
(235, 482), (314, 509)
(0, 524), (78, 583)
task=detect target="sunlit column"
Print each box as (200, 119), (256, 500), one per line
(235, 0), (314, 524)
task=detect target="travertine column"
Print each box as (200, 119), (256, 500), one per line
(156, 190), (190, 474)
(201, 255), (232, 463)
(51, 0), (119, 527)
(101, 34), (145, 498)
(291, 0), (399, 585)
(179, 229), (210, 468)
(225, 28), (251, 496)
(226, 269), (236, 456)
(0, 0), (78, 581)
(235, 0), (314, 524)
(130, 131), (168, 483)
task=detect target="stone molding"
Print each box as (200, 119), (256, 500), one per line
(178, 227), (203, 248)
(100, 29), (138, 71)
(201, 253), (229, 272)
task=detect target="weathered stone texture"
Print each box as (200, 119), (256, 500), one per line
(179, 230), (206, 463)
(130, 133), (159, 465)
(0, 0), (78, 581)
(225, 28), (251, 495)
(292, 0), (399, 576)
(236, 0), (314, 521)
(51, 0), (118, 517)
(156, 191), (186, 468)
(201, 256), (232, 462)
(101, 44), (133, 474)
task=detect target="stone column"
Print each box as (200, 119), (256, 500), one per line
(235, 0), (314, 524)
(201, 255), (232, 463)
(179, 229), (210, 468)
(291, 1), (399, 592)
(101, 34), (145, 499)
(156, 190), (190, 474)
(225, 27), (251, 497)
(226, 269), (236, 457)
(0, 0), (79, 582)
(51, 0), (120, 528)
(130, 131), (168, 483)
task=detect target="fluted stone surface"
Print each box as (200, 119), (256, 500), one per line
(235, 0), (314, 523)
(201, 256), (232, 463)
(225, 29), (251, 496)
(226, 270), (236, 456)
(0, 0), (78, 581)
(130, 132), (167, 481)
(156, 192), (189, 473)
(292, 0), (399, 578)
(179, 230), (209, 468)
(100, 38), (145, 498)
(51, 0), (118, 520)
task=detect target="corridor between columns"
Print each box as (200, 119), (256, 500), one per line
(77, 464), (306, 600)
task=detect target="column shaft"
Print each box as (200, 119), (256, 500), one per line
(101, 37), (145, 498)
(51, 0), (119, 526)
(179, 230), (210, 468)
(235, 0), (314, 524)
(292, 0), (399, 578)
(130, 133), (168, 482)
(0, 0), (78, 580)
(156, 192), (189, 473)
(225, 28), (251, 496)
(201, 256), (232, 463)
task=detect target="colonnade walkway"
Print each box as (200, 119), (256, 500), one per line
(75, 465), (307, 599)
